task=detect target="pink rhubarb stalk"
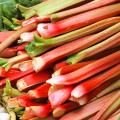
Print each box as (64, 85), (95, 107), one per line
(60, 91), (118, 120)
(37, 3), (120, 38)
(71, 64), (120, 98)
(92, 91), (120, 120)
(47, 50), (120, 85)
(48, 86), (73, 108)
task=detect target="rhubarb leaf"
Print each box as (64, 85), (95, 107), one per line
(3, 79), (22, 97)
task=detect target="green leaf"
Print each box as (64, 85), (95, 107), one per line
(3, 79), (22, 97)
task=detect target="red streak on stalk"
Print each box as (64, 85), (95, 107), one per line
(71, 64), (120, 98)
(37, 3), (120, 38)
(49, 86), (73, 108)
(47, 50), (120, 85)
(28, 83), (51, 98)
(17, 70), (51, 91)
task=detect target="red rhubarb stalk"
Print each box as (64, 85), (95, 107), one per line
(97, 79), (120, 98)
(92, 91), (120, 120)
(53, 60), (94, 77)
(71, 64), (120, 98)
(54, 61), (69, 71)
(0, 69), (33, 88)
(51, 0), (119, 21)
(0, 48), (17, 58)
(49, 86), (73, 108)
(53, 102), (79, 118)
(37, 3), (120, 38)
(20, 107), (36, 120)
(47, 50), (120, 85)
(16, 43), (28, 51)
(33, 22), (120, 72)
(70, 78), (115, 105)
(0, 31), (15, 43)
(7, 94), (40, 108)
(0, 23), (37, 53)
(30, 103), (52, 118)
(28, 83), (51, 99)
(17, 70), (51, 91)
(60, 91), (118, 120)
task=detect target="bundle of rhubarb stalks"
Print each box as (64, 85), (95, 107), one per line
(0, 0), (120, 120)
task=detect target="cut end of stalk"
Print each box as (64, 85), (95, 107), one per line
(16, 79), (27, 91)
(53, 108), (66, 118)
(32, 57), (45, 72)
(71, 86), (86, 98)
(46, 76), (65, 85)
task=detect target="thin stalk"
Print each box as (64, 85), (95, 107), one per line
(92, 91), (120, 120)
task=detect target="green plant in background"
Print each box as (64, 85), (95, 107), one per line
(0, 0), (42, 31)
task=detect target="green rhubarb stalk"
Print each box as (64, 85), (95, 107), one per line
(66, 32), (120, 64)
(92, 91), (120, 120)
(17, 0), (86, 19)
(0, 53), (29, 70)
(26, 17), (120, 57)
(97, 79), (120, 98)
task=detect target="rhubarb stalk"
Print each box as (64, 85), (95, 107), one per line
(28, 83), (51, 98)
(71, 64), (120, 98)
(26, 17), (120, 57)
(53, 102), (79, 118)
(92, 91), (120, 120)
(17, 70), (51, 91)
(60, 91), (118, 120)
(47, 50), (120, 85)
(50, 0), (119, 21)
(53, 60), (94, 77)
(37, 3), (120, 38)
(97, 79), (120, 98)
(48, 86), (73, 108)
(0, 23), (37, 53)
(33, 23), (120, 72)
(67, 32), (120, 64)
(18, 0), (86, 19)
